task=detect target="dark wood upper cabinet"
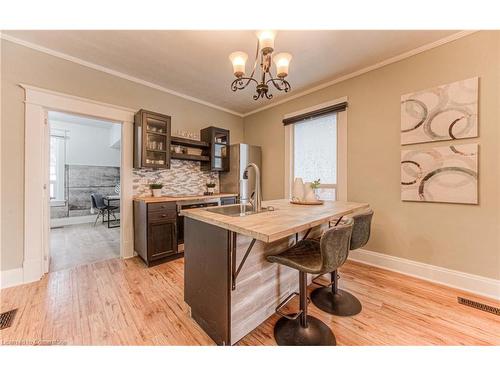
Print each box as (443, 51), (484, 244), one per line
(200, 126), (230, 172)
(134, 109), (171, 169)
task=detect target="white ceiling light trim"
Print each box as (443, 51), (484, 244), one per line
(1, 33), (244, 117)
(242, 30), (478, 117)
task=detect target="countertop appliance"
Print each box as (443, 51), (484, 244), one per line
(220, 144), (262, 203)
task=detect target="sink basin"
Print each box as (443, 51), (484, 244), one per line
(206, 204), (274, 217)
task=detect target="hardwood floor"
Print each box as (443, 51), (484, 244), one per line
(50, 223), (120, 272)
(1, 256), (499, 345)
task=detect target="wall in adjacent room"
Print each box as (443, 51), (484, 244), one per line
(1, 39), (244, 271)
(50, 166), (121, 219)
(243, 31), (500, 280)
(50, 119), (122, 167)
(48, 119), (122, 219)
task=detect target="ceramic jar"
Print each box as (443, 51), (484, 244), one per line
(292, 178), (305, 202)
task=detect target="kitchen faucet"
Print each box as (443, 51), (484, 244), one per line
(243, 162), (262, 212)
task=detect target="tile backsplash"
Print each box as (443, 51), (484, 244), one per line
(133, 159), (219, 197)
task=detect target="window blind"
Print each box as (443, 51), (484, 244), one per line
(282, 101), (348, 126)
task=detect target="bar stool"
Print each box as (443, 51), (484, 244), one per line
(311, 209), (373, 316)
(266, 220), (353, 346)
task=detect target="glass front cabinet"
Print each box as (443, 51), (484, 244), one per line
(134, 109), (171, 169)
(201, 126), (230, 172)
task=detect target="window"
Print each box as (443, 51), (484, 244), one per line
(49, 129), (67, 205)
(284, 98), (347, 201)
(293, 114), (337, 200)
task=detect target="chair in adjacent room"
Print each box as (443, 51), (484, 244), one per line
(266, 219), (353, 345)
(310, 209), (374, 316)
(91, 193), (119, 226)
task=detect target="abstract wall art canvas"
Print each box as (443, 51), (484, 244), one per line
(401, 77), (478, 145)
(401, 143), (478, 204)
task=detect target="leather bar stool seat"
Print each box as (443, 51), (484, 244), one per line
(311, 209), (374, 316)
(267, 239), (323, 274)
(266, 219), (353, 346)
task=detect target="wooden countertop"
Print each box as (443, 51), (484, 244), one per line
(182, 199), (369, 243)
(133, 193), (238, 203)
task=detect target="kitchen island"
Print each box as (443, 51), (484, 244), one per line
(182, 199), (369, 345)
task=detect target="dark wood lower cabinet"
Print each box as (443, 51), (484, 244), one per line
(148, 220), (177, 260)
(134, 200), (182, 266)
(184, 217), (231, 345)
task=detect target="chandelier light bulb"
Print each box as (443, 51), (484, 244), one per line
(229, 51), (248, 78)
(256, 30), (276, 53)
(273, 52), (292, 78)
(229, 30), (291, 100)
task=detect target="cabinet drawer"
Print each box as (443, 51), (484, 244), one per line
(148, 201), (176, 212)
(148, 210), (177, 222)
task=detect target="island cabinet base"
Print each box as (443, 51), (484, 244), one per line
(184, 217), (327, 345)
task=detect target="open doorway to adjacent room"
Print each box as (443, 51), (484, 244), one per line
(48, 111), (122, 272)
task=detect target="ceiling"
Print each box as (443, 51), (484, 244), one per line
(4, 30), (459, 115)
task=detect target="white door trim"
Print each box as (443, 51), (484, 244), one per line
(21, 84), (136, 284)
(284, 97), (348, 201)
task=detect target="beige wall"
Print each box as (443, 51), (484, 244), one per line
(0, 39), (244, 271)
(244, 31), (500, 279)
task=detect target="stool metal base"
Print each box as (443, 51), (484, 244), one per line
(311, 287), (362, 317)
(274, 315), (336, 346)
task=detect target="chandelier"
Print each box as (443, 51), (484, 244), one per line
(229, 31), (292, 100)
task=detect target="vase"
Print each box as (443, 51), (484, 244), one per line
(152, 189), (162, 197)
(314, 188), (321, 200)
(292, 178), (305, 201)
(304, 183), (316, 201)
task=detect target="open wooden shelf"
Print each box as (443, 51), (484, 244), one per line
(171, 136), (210, 148)
(170, 153), (210, 162)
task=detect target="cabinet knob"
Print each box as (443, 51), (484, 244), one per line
(161, 214), (167, 217)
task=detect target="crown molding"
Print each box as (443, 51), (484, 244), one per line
(242, 30), (479, 117)
(1, 33), (245, 117)
(2, 31), (479, 119)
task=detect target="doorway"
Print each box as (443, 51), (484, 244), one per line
(48, 111), (122, 272)
(22, 85), (135, 285)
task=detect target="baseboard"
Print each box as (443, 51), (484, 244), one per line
(51, 213), (120, 227)
(2, 258), (44, 289)
(1, 267), (24, 289)
(22, 258), (43, 284)
(349, 249), (500, 300)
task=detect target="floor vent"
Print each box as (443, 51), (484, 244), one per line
(457, 297), (500, 316)
(0, 309), (18, 330)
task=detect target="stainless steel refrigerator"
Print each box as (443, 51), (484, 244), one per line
(220, 144), (262, 203)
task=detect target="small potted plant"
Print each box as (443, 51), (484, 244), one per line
(206, 180), (216, 195)
(310, 179), (321, 200)
(149, 181), (164, 197)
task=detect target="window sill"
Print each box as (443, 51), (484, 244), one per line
(50, 200), (66, 207)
